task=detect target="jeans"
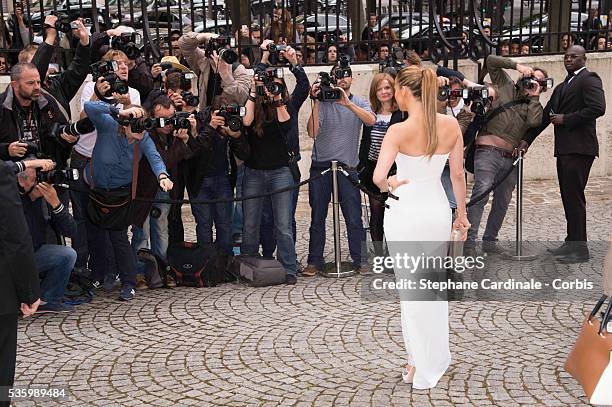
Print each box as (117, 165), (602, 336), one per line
(467, 148), (517, 243)
(307, 165), (366, 269)
(242, 166), (297, 275)
(68, 153), (90, 268)
(189, 174), (233, 254)
(131, 190), (170, 261)
(440, 163), (457, 209)
(232, 164), (245, 239)
(35, 244), (76, 304)
(260, 187), (299, 257)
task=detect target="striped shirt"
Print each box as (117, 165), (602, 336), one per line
(313, 94), (373, 168)
(367, 113), (392, 161)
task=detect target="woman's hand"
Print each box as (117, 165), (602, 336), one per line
(452, 214), (470, 241)
(387, 175), (409, 192)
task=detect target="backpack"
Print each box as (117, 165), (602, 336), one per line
(137, 248), (168, 289)
(231, 256), (286, 287)
(64, 269), (94, 305)
(167, 242), (226, 287)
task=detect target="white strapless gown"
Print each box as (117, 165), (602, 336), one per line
(384, 153), (452, 389)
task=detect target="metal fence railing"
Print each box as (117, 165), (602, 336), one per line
(0, 0), (609, 71)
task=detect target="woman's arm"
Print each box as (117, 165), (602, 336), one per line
(372, 124), (400, 191)
(448, 120), (468, 227)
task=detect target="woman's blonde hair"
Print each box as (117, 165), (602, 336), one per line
(394, 66), (439, 157)
(369, 73), (398, 114)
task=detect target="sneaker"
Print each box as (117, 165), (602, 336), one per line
(36, 302), (75, 314)
(356, 264), (370, 274)
(300, 264), (319, 277)
(92, 280), (102, 290)
(118, 286), (135, 301)
(482, 241), (503, 254)
(104, 274), (121, 291)
(165, 274), (177, 288)
(285, 274), (297, 285)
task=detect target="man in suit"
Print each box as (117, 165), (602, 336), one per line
(521, 45), (606, 263)
(0, 160), (41, 407)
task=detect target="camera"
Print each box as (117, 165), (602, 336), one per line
(168, 112), (192, 129)
(159, 61), (173, 71)
(50, 118), (95, 142)
(180, 72), (196, 90)
(129, 117), (155, 133)
(379, 48), (405, 75)
(111, 32), (141, 60)
(315, 72), (342, 102)
(217, 104), (245, 132)
(91, 61), (129, 96)
(334, 55), (352, 80)
(516, 76), (554, 92)
(254, 68), (286, 97)
(181, 91), (199, 107)
(464, 87), (490, 116)
(49, 12), (72, 33)
(36, 168), (79, 184)
(266, 43), (288, 64)
(205, 36), (238, 64)
(24, 141), (41, 158)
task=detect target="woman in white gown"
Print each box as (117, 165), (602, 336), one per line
(373, 66), (469, 389)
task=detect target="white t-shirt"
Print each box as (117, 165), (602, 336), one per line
(74, 82), (141, 158)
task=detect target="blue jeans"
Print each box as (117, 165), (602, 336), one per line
(68, 152), (90, 268)
(131, 191), (170, 261)
(35, 244), (76, 304)
(190, 175), (233, 254)
(307, 165), (366, 269)
(440, 163), (457, 209)
(260, 186), (299, 257)
(467, 148), (517, 243)
(232, 164), (245, 239)
(242, 166), (297, 275)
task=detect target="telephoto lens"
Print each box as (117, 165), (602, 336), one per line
(130, 118), (154, 133)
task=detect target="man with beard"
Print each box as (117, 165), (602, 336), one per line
(0, 63), (70, 166)
(523, 45), (606, 263)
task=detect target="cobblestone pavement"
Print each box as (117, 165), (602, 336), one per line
(13, 176), (612, 407)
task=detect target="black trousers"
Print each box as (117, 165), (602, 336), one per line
(0, 314), (18, 407)
(556, 154), (595, 243)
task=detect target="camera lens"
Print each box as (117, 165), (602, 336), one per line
(219, 48), (238, 65)
(227, 116), (242, 132)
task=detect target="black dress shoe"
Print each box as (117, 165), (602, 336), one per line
(547, 243), (574, 256)
(556, 252), (590, 264)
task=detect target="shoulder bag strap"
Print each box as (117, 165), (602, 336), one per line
(131, 142), (140, 199)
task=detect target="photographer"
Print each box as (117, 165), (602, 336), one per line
(465, 55), (546, 254)
(0, 161), (41, 407)
(29, 15), (91, 118)
(305, 58), (375, 276)
(131, 95), (199, 264)
(239, 45), (302, 284)
(178, 32), (250, 110)
(255, 40), (310, 261)
(185, 101), (249, 256)
(71, 49), (140, 280)
(16, 167), (76, 313)
(0, 63), (71, 167)
(83, 102), (172, 301)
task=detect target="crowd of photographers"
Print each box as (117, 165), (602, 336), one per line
(0, 7), (601, 317)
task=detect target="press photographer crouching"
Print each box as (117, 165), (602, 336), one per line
(465, 55), (548, 254)
(305, 56), (375, 276)
(239, 46), (303, 285)
(83, 102), (173, 301)
(131, 95), (200, 265)
(17, 166), (77, 313)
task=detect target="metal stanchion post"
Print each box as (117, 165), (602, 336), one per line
(321, 161), (356, 278)
(504, 151), (536, 261)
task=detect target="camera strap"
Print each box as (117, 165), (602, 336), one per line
(42, 89), (70, 122)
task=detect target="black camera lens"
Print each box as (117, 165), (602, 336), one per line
(130, 118), (154, 133)
(218, 48), (238, 64)
(227, 116), (242, 132)
(111, 80), (129, 95)
(181, 91), (199, 107)
(150, 207), (161, 219)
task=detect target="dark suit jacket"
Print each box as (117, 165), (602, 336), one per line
(0, 161), (41, 315)
(524, 68), (606, 157)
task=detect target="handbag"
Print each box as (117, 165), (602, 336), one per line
(564, 295), (612, 405)
(86, 143), (140, 230)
